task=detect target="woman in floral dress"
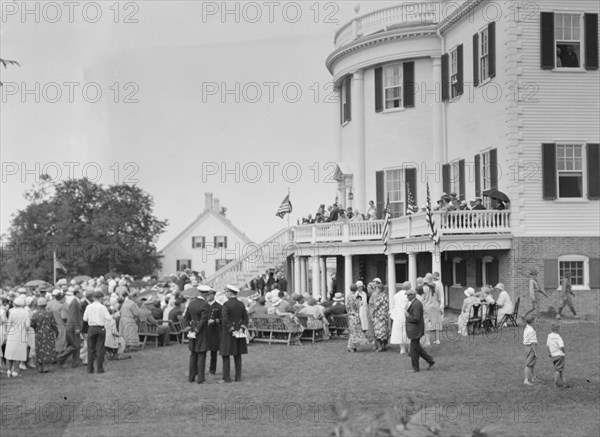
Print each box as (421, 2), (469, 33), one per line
(346, 284), (372, 352)
(369, 283), (390, 351)
(30, 298), (58, 373)
(119, 292), (140, 350)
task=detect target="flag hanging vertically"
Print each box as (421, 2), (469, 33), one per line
(275, 194), (292, 218)
(381, 197), (391, 253)
(406, 184), (418, 215)
(425, 183), (440, 245)
(53, 252), (67, 272)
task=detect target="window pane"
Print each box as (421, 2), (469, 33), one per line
(558, 175), (583, 197)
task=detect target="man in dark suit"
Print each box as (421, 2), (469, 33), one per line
(206, 288), (222, 376)
(183, 285), (210, 384)
(219, 285), (249, 383)
(405, 288), (435, 372)
(58, 288), (84, 368)
(277, 272), (288, 293)
(256, 274), (266, 296)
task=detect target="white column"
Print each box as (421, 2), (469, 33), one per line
(408, 252), (417, 288)
(294, 256), (301, 294)
(431, 248), (442, 279)
(353, 70), (366, 214)
(344, 255), (353, 301)
(312, 257), (321, 299)
(387, 253), (396, 302)
(431, 56), (444, 200)
(320, 257), (327, 300)
(300, 257), (307, 294)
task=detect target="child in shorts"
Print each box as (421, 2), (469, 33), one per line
(523, 314), (538, 386)
(546, 323), (566, 387)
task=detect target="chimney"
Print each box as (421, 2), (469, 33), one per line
(205, 193), (213, 211)
(213, 198), (220, 212)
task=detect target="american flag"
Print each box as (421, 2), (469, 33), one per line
(406, 184), (418, 215)
(275, 194), (292, 218)
(381, 197), (391, 253)
(53, 252), (67, 272)
(425, 183), (440, 245)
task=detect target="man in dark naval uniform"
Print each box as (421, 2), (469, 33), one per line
(219, 284), (249, 383)
(206, 287), (222, 376)
(183, 285), (210, 384)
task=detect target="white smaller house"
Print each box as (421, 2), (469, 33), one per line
(158, 193), (252, 278)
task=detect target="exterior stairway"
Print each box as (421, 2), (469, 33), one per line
(204, 227), (292, 292)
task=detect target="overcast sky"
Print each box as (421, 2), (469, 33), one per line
(1, 1), (392, 250)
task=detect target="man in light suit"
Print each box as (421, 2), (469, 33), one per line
(57, 288), (83, 368)
(405, 288), (435, 372)
(219, 285), (249, 383)
(183, 285), (210, 384)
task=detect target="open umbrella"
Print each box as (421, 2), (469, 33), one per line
(482, 189), (510, 203)
(73, 275), (92, 283)
(24, 279), (49, 287)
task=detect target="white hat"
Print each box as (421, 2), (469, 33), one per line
(494, 283), (506, 291)
(52, 289), (62, 296)
(372, 278), (382, 284)
(464, 287), (475, 297)
(355, 280), (364, 288)
(13, 297), (26, 307)
(18, 287), (27, 294)
(25, 296), (34, 306)
(184, 283), (193, 290)
(57, 279), (67, 286)
(225, 284), (240, 294)
(198, 285), (212, 293)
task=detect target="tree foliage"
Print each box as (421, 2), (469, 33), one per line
(1, 176), (168, 285)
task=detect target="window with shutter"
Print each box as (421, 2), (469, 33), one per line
(587, 144), (600, 199)
(375, 62), (415, 111)
(441, 53), (449, 102)
(215, 235), (227, 248)
(192, 236), (205, 249)
(341, 76), (351, 124)
(558, 255), (591, 290)
(542, 12), (598, 69)
(585, 14), (599, 70)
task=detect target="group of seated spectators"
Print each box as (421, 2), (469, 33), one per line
(300, 200), (380, 225)
(433, 192), (509, 212)
(456, 282), (515, 335)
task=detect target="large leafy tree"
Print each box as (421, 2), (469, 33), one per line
(1, 176), (168, 285)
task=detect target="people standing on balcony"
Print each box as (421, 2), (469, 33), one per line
(350, 209), (364, 221)
(422, 274), (442, 345)
(472, 197), (486, 210)
(390, 281), (410, 354)
(495, 283), (514, 327)
(495, 201), (507, 210)
(450, 193), (460, 210)
(324, 205), (332, 221)
(355, 281), (370, 332)
(328, 203), (341, 222)
(369, 283), (390, 352)
(367, 201), (377, 221)
(556, 272), (577, 320)
(459, 200), (469, 210)
(346, 284), (373, 352)
(346, 207), (354, 219)
(337, 210), (349, 222)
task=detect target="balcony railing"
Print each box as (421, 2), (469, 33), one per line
(293, 211), (511, 244)
(334, 3), (440, 48)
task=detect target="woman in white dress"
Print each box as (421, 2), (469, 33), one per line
(390, 282), (410, 353)
(495, 283), (514, 326)
(5, 297), (31, 377)
(457, 288), (480, 336)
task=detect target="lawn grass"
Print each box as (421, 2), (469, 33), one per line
(1, 317), (598, 437)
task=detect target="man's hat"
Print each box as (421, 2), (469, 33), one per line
(529, 269), (538, 276)
(198, 285), (212, 294)
(225, 284), (240, 294)
(372, 278), (382, 284)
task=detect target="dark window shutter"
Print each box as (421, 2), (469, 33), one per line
(214, 236), (217, 247)
(488, 22), (496, 78)
(589, 259), (600, 288)
(441, 53), (449, 102)
(224, 236), (228, 249)
(405, 167), (417, 210)
(588, 144), (600, 199)
(542, 143), (557, 200)
(544, 259), (559, 289)
(490, 148), (498, 190)
(345, 77), (352, 122)
(442, 164), (451, 194)
(475, 259), (483, 287)
(192, 237), (195, 248)
(339, 83), (343, 125)
(541, 12), (555, 69)
(475, 154), (481, 197)
(489, 259), (499, 286)
(442, 260), (452, 286)
(457, 44), (464, 95)
(375, 67), (383, 112)
(459, 261), (467, 286)
(585, 14), (599, 70)
(473, 33), (479, 86)
(403, 62), (415, 108)
(376, 171), (384, 219)
(459, 159), (466, 201)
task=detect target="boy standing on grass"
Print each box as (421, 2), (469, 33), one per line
(547, 323), (566, 387)
(523, 315), (538, 386)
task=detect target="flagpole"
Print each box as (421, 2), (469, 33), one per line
(53, 251), (57, 286)
(287, 187), (291, 229)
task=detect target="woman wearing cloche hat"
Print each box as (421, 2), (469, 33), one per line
(5, 297), (30, 377)
(30, 298), (59, 373)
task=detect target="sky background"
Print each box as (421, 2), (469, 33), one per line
(1, 1), (393, 250)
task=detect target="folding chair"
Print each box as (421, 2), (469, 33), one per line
(482, 303), (498, 332)
(466, 304), (482, 335)
(498, 298), (520, 328)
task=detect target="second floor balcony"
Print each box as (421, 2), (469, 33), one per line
(293, 210), (511, 244)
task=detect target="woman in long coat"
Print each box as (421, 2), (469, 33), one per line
(30, 298), (58, 373)
(5, 297), (30, 377)
(422, 274), (442, 344)
(346, 284), (372, 352)
(368, 284), (390, 351)
(119, 293), (140, 349)
(390, 282), (410, 353)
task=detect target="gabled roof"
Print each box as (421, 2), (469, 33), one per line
(159, 209), (252, 253)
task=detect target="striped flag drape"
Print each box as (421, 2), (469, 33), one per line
(275, 194), (292, 218)
(54, 252), (67, 272)
(406, 184), (418, 215)
(425, 183), (440, 245)
(381, 197), (391, 253)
